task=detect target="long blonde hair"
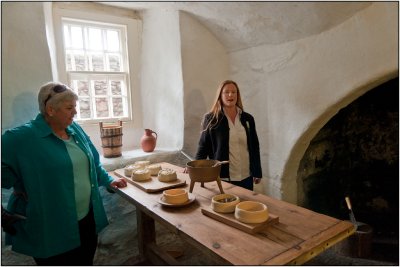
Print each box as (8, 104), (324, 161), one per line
(203, 80), (244, 131)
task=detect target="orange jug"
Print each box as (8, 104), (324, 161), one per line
(140, 129), (157, 152)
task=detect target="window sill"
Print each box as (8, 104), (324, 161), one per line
(100, 148), (182, 171)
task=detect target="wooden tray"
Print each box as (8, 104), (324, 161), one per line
(201, 206), (279, 234)
(114, 168), (186, 193)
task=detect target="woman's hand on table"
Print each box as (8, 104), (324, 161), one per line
(110, 178), (128, 188)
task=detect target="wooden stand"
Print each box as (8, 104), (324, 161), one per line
(189, 177), (224, 194)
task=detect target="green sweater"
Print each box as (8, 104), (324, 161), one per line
(1, 114), (114, 258)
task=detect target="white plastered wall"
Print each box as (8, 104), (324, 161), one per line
(2, 3), (53, 130)
(229, 2), (398, 203)
(140, 8), (184, 150)
(1, 3), (185, 154)
(2, 3), (397, 204)
(179, 11), (230, 157)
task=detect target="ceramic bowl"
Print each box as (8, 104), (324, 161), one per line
(186, 159), (221, 183)
(147, 164), (162, 176)
(234, 201), (269, 224)
(124, 164), (143, 177)
(135, 160), (151, 168)
(211, 194), (240, 213)
(163, 189), (189, 204)
(131, 169), (151, 181)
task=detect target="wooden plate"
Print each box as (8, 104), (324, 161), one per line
(158, 193), (196, 207)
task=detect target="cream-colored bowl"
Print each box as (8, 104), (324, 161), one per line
(124, 164), (143, 177)
(157, 168), (177, 182)
(147, 164), (162, 176)
(131, 169), (151, 181)
(211, 194), (240, 213)
(163, 189), (189, 204)
(234, 201), (269, 224)
(135, 160), (150, 168)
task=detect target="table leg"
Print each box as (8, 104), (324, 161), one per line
(137, 209), (181, 265)
(137, 210), (155, 261)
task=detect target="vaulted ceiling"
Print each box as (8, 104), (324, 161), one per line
(101, 2), (371, 52)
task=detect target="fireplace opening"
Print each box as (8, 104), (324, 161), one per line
(298, 77), (398, 263)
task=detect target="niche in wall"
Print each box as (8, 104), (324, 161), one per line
(297, 78), (399, 241)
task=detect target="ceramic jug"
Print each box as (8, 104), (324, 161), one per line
(141, 129), (157, 152)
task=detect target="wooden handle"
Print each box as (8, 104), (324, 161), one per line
(345, 196), (352, 210)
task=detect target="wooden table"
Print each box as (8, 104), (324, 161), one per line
(110, 162), (355, 265)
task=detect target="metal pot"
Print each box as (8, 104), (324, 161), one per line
(186, 159), (221, 182)
(186, 159), (224, 193)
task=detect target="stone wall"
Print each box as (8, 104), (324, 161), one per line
(297, 78), (399, 238)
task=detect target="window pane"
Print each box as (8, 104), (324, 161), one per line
(77, 81), (89, 96)
(94, 80), (107, 95)
(106, 30), (119, 52)
(111, 80), (122, 95)
(88, 28), (103, 51)
(66, 53), (73, 71)
(74, 52), (86, 71)
(79, 98), (91, 119)
(91, 54), (104, 71)
(108, 54), (121, 72)
(62, 17), (131, 122)
(95, 98), (109, 117)
(112, 97), (124, 116)
(71, 26), (83, 48)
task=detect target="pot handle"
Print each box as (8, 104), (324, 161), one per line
(152, 131), (158, 140)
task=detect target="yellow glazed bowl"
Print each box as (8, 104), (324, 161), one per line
(234, 201), (269, 224)
(211, 194), (240, 213)
(163, 189), (189, 204)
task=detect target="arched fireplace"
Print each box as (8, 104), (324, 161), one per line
(297, 78), (398, 262)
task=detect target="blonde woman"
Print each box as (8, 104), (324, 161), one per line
(195, 80), (262, 190)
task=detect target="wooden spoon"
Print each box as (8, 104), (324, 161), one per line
(212, 161), (229, 167)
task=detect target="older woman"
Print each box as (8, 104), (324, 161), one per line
(1, 81), (127, 265)
(195, 80), (262, 191)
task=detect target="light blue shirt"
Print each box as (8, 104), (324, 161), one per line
(2, 114), (114, 258)
(63, 136), (91, 220)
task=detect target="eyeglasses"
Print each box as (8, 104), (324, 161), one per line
(44, 84), (67, 106)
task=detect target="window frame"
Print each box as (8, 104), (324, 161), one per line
(52, 4), (141, 125)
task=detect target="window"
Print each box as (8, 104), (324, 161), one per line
(62, 19), (129, 121)
(51, 4), (141, 124)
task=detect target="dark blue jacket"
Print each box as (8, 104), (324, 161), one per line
(195, 110), (262, 179)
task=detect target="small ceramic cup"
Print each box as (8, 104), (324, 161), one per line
(211, 194), (240, 213)
(163, 189), (189, 204)
(234, 201), (269, 224)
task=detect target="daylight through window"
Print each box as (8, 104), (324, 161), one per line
(61, 18), (130, 121)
